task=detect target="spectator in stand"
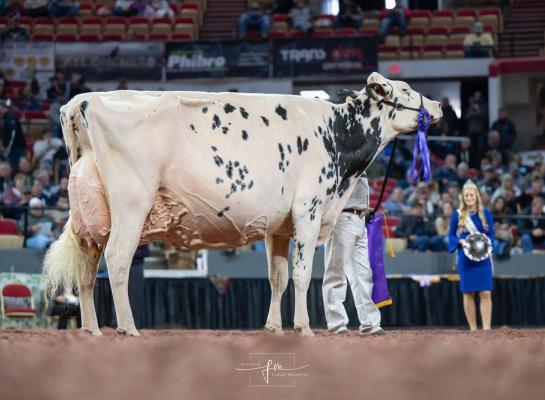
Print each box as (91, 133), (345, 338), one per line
(463, 22), (494, 58)
(112, 0), (146, 17)
(491, 173), (521, 204)
(395, 202), (436, 252)
(483, 130), (508, 163)
(518, 196), (545, 253)
(335, 0), (364, 30)
(1, 16), (29, 42)
(239, 1), (271, 38)
(23, 0), (49, 17)
(491, 107), (517, 150)
(378, 0), (408, 41)
(0, 160), (12, 197)
(441, 97), (459, 134)
(69, 77), (91, 100)
(18, 83), (42, 111)
(465, 91), (488, 151)
(407, 182), (435, 216)
(144, 0), (174, 18)
(512, 177), (545, 214)
(459, 137), (479, 169)
(19, 197), (58, 249)
(33, 129), (64, 169)
(35, 169), (59, 206)
(57, 176), (69, 198)
(2, 176), (31, 219)
(478, 165), (500, 194)
(288, 0), (312, 33)
(0, 99), (26, 169)
(17, 156), (33, 179)
(429, 121), (457, 160)
(384, 187), (408, 215)
(30, 179), (44, 202)
(456, 162), (470, 187)
(49, 0), (80, 18)
(434, 154), (458, 190)
(46, 74), (67, 101)
(491, 196), (515, 259)
(430, 201), (454, 251)
(49, 93), (65, 138)
(48, 193), (69, 224)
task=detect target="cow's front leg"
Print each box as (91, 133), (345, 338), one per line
(292, 215), (320, 337)
(264, 235), (290, 335)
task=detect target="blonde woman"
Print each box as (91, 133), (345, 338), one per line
(449, 180), (496, 330)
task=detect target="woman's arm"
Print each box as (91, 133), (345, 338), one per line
(448, 210), (461, 253)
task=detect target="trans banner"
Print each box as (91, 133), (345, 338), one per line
(166, 41), (270, 79)
(272, 36), (378, 78)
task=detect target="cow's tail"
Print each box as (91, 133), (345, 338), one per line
(42, 217), (101, 298)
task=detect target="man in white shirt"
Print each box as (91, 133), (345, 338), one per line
(33, 129), (63, 168)
(322, 174), (385, 335)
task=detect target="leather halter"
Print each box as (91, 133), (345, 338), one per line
(365, 84), (424, 113)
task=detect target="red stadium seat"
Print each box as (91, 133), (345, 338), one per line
(244, 30), (262, 39)
(148, 32), (169, 41)
(290, 29), (306, 38)
(1, 284), (36, 319)
(359, 28), (378, 37)
(335, 27), (357, 36)
(57, 17), (79, 35)
(78, 33), (101, 42)
(269, 31), (287, 39)
(314, 28), (333, 37)
(0, 219), (19, 235)
(55, 33), (78, 42)
(32, 34), (55, 41)
(171, 32), (192, 41)
(102, 33), (125, 41)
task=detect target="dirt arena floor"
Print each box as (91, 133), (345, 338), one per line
(1, 327), (545, 400)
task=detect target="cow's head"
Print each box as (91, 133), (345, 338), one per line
(364, 72), (442, 140)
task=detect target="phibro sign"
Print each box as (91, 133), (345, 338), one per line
(166, 41), (269, 79)
(273, 37), (378, 78)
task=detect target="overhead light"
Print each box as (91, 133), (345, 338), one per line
(386, 0), (396, 9)
(300, 90), (330, 100)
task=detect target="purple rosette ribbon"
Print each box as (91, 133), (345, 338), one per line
(365, 213), (392, 308)
(408, 108), (432, 182)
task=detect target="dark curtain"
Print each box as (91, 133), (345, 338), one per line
(95, 277), (545, 329)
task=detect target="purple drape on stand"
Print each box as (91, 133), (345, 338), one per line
(366, 214), (392, 307)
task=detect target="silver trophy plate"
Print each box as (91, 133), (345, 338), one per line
(463, 233), (493, 262)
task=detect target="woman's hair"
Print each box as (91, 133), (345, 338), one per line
(492, 196), (506, 214)
(458, 186), (488, 232)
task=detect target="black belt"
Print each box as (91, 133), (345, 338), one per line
(343, 208), (366, 217)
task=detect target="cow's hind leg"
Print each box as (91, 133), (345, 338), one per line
(79, 248), (101, 335)
(292, 214), (320, 337)
(264, 235), (289, 335)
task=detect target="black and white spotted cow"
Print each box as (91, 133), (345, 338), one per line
(43, 72), (442, 337)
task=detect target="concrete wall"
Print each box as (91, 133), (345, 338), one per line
(2, 249), (544, 278)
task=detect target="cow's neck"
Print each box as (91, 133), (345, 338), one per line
(329, 97), (390, 196)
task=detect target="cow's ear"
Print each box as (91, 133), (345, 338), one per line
(366, 72), (393, 99)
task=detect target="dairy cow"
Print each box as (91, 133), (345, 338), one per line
(43, 73), (442, 336)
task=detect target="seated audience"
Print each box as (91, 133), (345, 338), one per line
(239, 1), (271, 38)
(49, 0), (80, 18)
(464, 22), (494, 58)
(144, 0), (174, 18)
(518, 196), (545, 253)
(112, 0), (146, 17)
(394, 202), (436, 252)
(289, 0), (312, 33)
(22, 0), (49, 17)
(491, 196), (515, 259)
(335, 0), (363, 29)
(491, 173), (521, 204)
(378, 0), (408, 40)
(491, 107), (517, 150)
(1, 17), (29, 42)
(19, 197), (57, 249)
(384, 187), (408, 214)
(429, 201), (454, 251)
(33, 129), (64, 169)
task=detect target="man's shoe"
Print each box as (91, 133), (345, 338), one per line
(328, 325), (348, 335)
(360, 327), (387, 336)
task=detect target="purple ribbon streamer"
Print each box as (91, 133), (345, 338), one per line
(408, 108), (432, 182)
(365, 213), (391, 306)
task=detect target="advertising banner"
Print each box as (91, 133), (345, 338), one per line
(0, 42), (55, 81)
(55, 42), (163, 81)
(273, 37), (378, 78)
(166, 40), (269, 79)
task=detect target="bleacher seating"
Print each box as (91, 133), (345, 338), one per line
(4, 4), (501, 58)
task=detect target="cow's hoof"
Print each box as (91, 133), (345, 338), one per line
(264, 324), (284, 336)
(294, 326), (314, 337)
(80, 327), (102, 336)
(116, 327), (140, 337)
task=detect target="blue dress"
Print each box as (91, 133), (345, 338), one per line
(448, 209), (495, 293)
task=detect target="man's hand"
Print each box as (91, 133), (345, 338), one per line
(532, 228), (544, 237)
